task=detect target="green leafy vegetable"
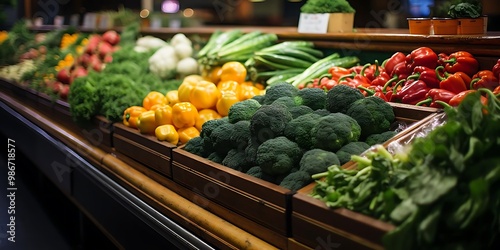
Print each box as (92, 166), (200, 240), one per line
(300, 0), (356, 14)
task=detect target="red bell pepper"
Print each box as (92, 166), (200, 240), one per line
(436, 66), (470, 94)
(392, 79), (430, 105)
(357, 85), (388, 101)
(470, 70), (499, 90)
(349, 65), (364, 74)
(328, 66), (351, 81)
(371, 70), (391, 87)
(406, 47), (438, 72)
(437, 52), (449, 66)
(407, 66), (440, 89)
(492, 59), (500, 80)
(361, 60), (381, 82)
(382, 52), (406, 76)
(442, 51), (479, 77)
(448, 89), (487, 107)
(493, 85), (500, 96)
(382, 61), (411, 92)
(338, 66), (372, 89)
(415, 88), (456, 108)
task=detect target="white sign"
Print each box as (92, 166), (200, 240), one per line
(298, 13), (330, 34)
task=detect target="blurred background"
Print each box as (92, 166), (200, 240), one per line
(1, 0), (499, 31)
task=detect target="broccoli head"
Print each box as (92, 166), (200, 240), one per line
(68, 75), (100, 126)
(272, 96), (298, 108)
(284, 113), (322, 150)
(222, 149), (254, 172)
(312, 109), (331, 116)
(336, 141), (371, 165)
(251, 94), (265, 104)
(346, 96), (395, 138)
(262, 82), (298, 105)
(294, 87), (327, 110)
(250, 104), (293, 144)
(207, 151), (225, 164)
(210, 122), (236, 155)
(279, 170), (312, 191)
(311, 113), (361, 152)
(230, 120), (251, 151)
(256, 136), (303, 176)
(325, 84), (364, 114)
(227, 98), (262, 124)
(365, 130), (398, 146)
(183, 136), (206, 157)
(245, 166), (275, 183)
(299, 149), (340, 175)
(200, 117), (229, 154)
(289, 105), (314, 119)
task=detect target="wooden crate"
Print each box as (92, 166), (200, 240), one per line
(113, 123), (176, 178)
(290, 107), (444, 250)
(171, 147), (292, 249)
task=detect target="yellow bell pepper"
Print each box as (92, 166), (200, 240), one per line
(216, 92), (240, 117)
(137, 110), (157, 134)
(155, 124), (179, 145)
(220, 61), (247, 83)
(177, 75), (204, 102)
(155, 104), (173, 126)
(177, 127), (200, 144)
(217, 80), (240, 94)
(238, 84), (261, 101)
(171, 102), (199, 129)
(143, 91), (167, 110)
(190, 80), (221, 110)
(208, 66), (222, 84)
(195, 109), (222, 131)
(123, 106), (147, 129)
(166, 90), (179, 107)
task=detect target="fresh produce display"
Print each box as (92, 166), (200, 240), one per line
(310, 89), (500, 249)
(183, 82), (402, 191)
(121, 61), (264, 145)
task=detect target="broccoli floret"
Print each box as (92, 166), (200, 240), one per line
(250, 104), (293, 144)
(284, 113), (322, 150)
(230, 120), (251, 151)
(311, 113), (361, 152)
(346, 96), (395, 138)
(183, 136), (206, 157)
(365, 130), (398, 146)
(299, 149), (340, 175)
(207, 151), (224, 164)
(289, 105), (314, 119)
(222, 149), (254, 172)
(245, 166), (275, 182)
(200, 117), (229, 154)
(279, 170), (312, 191)
(272, 96), (298, 108)
(68, 75), (100, 126)
(256, 136), (303, 176)
(325, 84), (365, 114)
(312, 109), (331, 116)
(251, 94), (265, 104)
(336, 141), (371, 165)
(262, 82), (298, 105)
(227, 98), (262, 124)
(294, 87), (327, 110)
(244, 137), (260, 165)
(210, 122), (236, 155)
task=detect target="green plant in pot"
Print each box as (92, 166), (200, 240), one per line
(299, 0), (356, 33)
(447, 0), (485, 35)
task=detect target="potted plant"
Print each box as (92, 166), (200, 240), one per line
(447, 1), (485, 35)
(298, 0), (356, 33)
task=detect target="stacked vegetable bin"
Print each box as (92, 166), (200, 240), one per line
(1, 22), (500, 250)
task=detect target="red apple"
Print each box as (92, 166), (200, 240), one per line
(58, 84), (70, 100)
(102, 30), (120, 46)
(103, 54), (113, 63)
(85, 34), (102, 54)
(56, 67), (71, 85)
(71, 66), (88, 83)
(98, 41), (114, 59)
